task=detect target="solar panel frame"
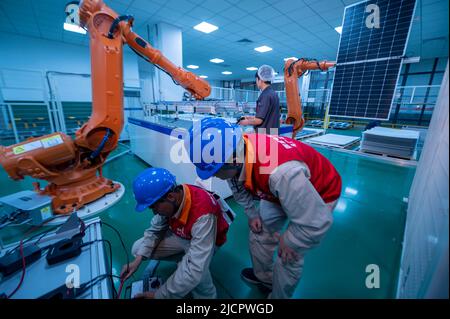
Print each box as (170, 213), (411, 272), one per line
(328, 0), (417, 120)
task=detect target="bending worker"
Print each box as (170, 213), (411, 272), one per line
(238, 65), (280, 134)
(186, 118), (342, 299)
(120, 167), (230, 299)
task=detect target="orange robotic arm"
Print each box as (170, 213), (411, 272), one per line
(284, 58), (335, 138)
(0, 0), (210, 215)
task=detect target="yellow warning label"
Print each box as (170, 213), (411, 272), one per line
(13, 146), (25, 155)
(40, 206), (52, 220)
(12, 140), (43, 155)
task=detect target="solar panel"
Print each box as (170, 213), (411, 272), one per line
(331, 59), (401, 118)
(337, 0), (416, 63)
(329, 0), (416, 120)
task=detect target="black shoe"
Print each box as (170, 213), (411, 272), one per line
(240, 268), (272, 290)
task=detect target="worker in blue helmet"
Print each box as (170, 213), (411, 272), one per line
(187, 117), (244, 180)
(186, 117), (341, 299)
(120, 167), (231, 299)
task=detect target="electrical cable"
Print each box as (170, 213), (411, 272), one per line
(89, 128), (111, 160)
(100, 221), (131, 298)
(100, 221), (129, 268)
(6, 240), (25, 299)
(80, 238), (117, 298)
(6, 214), (77, 256)
(117, 279), (125, 299)
(4, 214), (83, 298)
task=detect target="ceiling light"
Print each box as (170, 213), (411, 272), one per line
(187, 65), (199, 69)
(335, 26), (342, 34)
(246, 67), (258, 71)
(344, 187), (358, 196)
(210, 58), (224, 64)
(63, 22), (86, 34)
(254, 45), (272, 53)
(284, 57), (298, 61)
(222, 71), (232, 75)
(200, 75), (208, 79)
(193, 22), (218, 34)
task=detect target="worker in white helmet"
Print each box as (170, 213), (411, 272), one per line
(238, 65), (280, 135)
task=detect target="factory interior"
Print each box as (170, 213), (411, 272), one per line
(0, 0), (448, 300)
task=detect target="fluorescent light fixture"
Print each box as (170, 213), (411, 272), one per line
(193, 21), (218, 34)
(254, 45), (273, 53)
(187, 65), (199, 69)
(222, 71), (232, 75)
(200, 75), (208, 79)
(344, 187), (358, 196)
(210, 58), (224, 64)
(334, 200), (347, 213)
(63, 22), (86, 34)
(334, 26), (342, 34)
(284, 57), (298, 61)
(246, 67), (258, 71)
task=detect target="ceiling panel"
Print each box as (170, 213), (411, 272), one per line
(0, 0), (446, 80)
(199, 0), (233, 13)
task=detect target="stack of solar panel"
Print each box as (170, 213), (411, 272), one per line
(360, 127), (419, 159)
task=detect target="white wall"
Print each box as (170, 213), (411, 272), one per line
(0, 33), (140, 102)
(397, 62), (449, 298)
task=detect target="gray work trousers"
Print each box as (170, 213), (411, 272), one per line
(251, 163), (337, 299)
(132, 231), (217, 299)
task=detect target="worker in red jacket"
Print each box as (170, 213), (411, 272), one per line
(187, 117), (342, 299)
(120, 167), (230, 299)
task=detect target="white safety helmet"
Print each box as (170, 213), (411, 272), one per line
(257, 65), (275, 83)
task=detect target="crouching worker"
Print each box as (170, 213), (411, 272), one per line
(187, 118), (342, 299)
(120, 167), (231, 299)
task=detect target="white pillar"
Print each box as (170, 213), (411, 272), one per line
(149, 22), (184, 102)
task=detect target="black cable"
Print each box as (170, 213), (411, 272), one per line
(5, 214), (68, 255)
(124, 285), (132, 299)
(107, 15), (134, 39)
(3, 219), (121, 299)
(287, 58), (326, 78)
(80, 238), (117, 298)
(100, 221), (130, 277)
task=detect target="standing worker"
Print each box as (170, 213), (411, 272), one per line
(186, 117), (342, 299)
(239, 65), (280, 135)
(120, 167), (231, 299)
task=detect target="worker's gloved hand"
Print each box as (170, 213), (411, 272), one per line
(274, 232), (299, 264)
(133, 291), (155, 299)
(248, 216), (262, 233)
(120, 255), (143, 281)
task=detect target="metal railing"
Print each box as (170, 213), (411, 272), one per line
(0, 68), (145, 145)
(0, 64), (441, 146)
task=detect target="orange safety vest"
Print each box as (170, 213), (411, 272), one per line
(169, 184), (229, 246)
(243, 133), (342, 204)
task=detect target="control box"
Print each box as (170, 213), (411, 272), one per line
(0, 190), (54, 226)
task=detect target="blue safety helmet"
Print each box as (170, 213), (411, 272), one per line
(132, 168), (176, 212)
(187, 117), (243, 180)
